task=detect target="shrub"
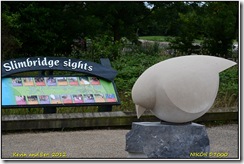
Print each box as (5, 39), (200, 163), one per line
(214, 65), (238, 107)
(70, 35), (124, 62)
(112, 53), (170, 110)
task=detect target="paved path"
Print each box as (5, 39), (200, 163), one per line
(1, 124), (239, 159)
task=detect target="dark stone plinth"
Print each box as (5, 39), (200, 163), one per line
(125, 122), (210, 158)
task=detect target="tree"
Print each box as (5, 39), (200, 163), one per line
(14, 2), (88, 57)
(163, 1), (238, 58)
(167, 2), (202, 55)
(139, 1), (190, 36)
(1, 3), (22, 60)
(170, 9), (203, 55)
(202, 2), (238, 58)
(85, 2), (151, 42)
(1, 1), (151, 59)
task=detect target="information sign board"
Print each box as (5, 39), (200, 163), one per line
(2, 76), (119, 107)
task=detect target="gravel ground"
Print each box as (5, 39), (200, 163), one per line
(1, 123), (239, 159)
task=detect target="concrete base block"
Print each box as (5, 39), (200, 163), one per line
(125, 122), (210, 158)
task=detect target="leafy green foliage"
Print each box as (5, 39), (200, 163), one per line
(71, 35), (124, 62)
(1, 1), (151, 59)
(201, 2), (238, 58)
(214, 65), (238, 107)
(1, 3), (22, 60)
(168, 2), (238, 58)
(169, 9), (202, 55)
(112, 53), (170, 110)
(219, 66), (238, 96)
(2, 1), (238, 60)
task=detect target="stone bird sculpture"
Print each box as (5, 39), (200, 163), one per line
(132, 55), (236, 123)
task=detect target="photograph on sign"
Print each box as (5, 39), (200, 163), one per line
(2, 76), (119, 107)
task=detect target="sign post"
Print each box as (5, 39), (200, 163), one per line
(98, 58), (113, 112)
(1, 57), (120, 112)
(40, 70), (56, 114)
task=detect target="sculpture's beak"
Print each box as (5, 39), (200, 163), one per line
(136, 105), (147, 119)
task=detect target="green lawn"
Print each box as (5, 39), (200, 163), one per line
(139, 36), (173, 42)
(139, 36), (203, 44)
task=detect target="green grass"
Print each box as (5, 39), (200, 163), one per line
(139, 36), (203, 44)
(193, 39), (203, 44)
(143, 35), (237, 45)
(139, 36), (174, 42)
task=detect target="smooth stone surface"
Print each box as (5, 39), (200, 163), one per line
(132, 55), (236, 123)
(125, 122), (210, 158)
